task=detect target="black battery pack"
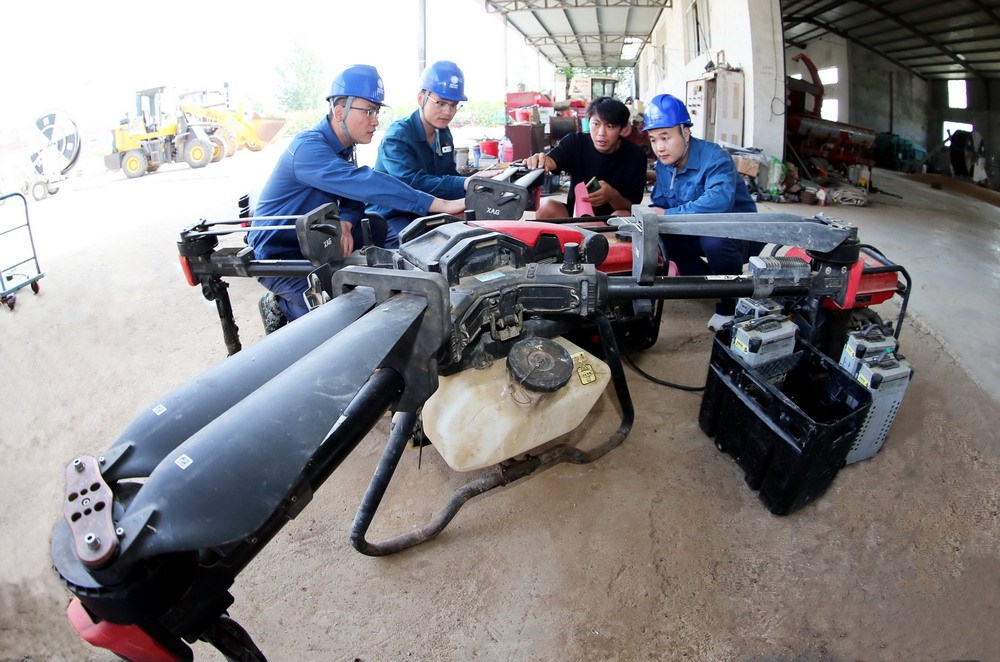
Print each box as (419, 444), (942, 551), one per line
(699, 330), (872, 515)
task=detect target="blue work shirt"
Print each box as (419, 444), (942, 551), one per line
(248, 117), (435, 259)
(651, 137), (757, 214)
(367, 109), (466, 246)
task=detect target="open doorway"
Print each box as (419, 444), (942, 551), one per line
(942, 121), (973, 142)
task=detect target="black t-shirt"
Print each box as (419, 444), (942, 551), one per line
(548, 132), (647, 216)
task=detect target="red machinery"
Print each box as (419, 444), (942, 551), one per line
(786, 53), (876, 171)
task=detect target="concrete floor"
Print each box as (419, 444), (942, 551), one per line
(1, 156), (998, 661)
(764, 169), (1000, 406)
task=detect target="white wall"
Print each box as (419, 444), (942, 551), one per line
(636, 0), (785, 160)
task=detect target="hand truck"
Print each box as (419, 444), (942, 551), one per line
(1, 192), (44, 310)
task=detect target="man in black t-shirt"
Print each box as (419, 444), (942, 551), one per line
(524, 97), (647, 218)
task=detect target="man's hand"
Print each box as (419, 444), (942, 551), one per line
(524, 151), (555, 172)
(584, 180), (614, 207)
(340, 220), (354, 256)
(584, 180), (631, 212)
(430, 197), (467, 217)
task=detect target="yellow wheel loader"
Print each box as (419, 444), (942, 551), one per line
(105, 87), (215, 179)
(179, 88), (288, 153)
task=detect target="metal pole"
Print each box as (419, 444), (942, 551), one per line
(418, 0), (427, 77)
(889, 71), (894, 135)
(504, 15), (509, 94)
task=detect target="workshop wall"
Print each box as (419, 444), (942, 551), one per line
(848, 41), (930, 150)
(635, 0), (785, 160)
(991, 84), (1000, 181)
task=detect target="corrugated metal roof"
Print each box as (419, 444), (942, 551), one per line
(783, 0), (1000, 81)
(480, 0), (670, 68)
(477, 0), (1000, 81)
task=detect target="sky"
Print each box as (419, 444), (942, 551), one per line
(0, 0), (553, 137)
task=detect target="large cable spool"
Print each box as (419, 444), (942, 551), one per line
(30, 111), (81, 177)
(949, 129), (986, 181)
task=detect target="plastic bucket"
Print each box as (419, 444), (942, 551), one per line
(501, 141), (514, 162)
(479, 139), (499, 157)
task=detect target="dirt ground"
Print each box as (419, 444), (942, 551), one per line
(1, 152), (998, 661)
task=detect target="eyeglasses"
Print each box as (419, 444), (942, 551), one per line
(349, 106), (383, 120)
(429, 96), (462, 113)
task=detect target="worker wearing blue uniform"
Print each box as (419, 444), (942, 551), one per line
(645, 93), (758, 331)
(248, 64), (465, 327)
(368, 61), (471, 248)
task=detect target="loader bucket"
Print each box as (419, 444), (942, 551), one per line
(251, 114), (289, 145)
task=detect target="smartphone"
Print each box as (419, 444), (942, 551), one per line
(586, 177), (600, 193)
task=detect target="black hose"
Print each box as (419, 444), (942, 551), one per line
(350, 411), (417, 556)
(858, 244), (912, 340)
(624, 353), (706, 392)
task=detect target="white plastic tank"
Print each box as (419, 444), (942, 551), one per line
(421, 336), (611, 472)
(454, 146), (470, 170)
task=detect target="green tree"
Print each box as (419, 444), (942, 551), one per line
(556, 66), (575, 99)
(275, 43), (326, 112)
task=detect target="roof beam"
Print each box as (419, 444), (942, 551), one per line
(968, 0), (1000, 30)
(537, 3), (577, 69)
(789, 17), (929, 82)
(526, 33), (647, 47)
(864, 21), (996, 46)
(483, 0), (668, 12)
(895, 47), (1000, 61)
(783, 3), (860, 49)
(937, 33), (1000, 47)
(781, 0), (843, 33)
(477, 0), (665, 69)
(850, 0), (984, 81)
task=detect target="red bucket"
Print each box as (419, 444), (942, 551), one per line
(479, 140), (499, 157)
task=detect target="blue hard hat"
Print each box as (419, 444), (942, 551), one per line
(328, 65), (385, 105)
(644, 94), (692, 130)
(420, 60), (467, 102)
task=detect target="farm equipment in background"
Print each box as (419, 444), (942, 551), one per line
(0, 112), (82, 202)
(104, 87), (216, 179)
(24, 112), (82, 201)
(881, 128), (989, 182)
(873, 132), (928, 173)
(553, 72), (619, 103)
(786, 53), (877, 175)
(51, 165), (911, 661)
(179, 87), (288, 155)
(946, 129), (989, 183)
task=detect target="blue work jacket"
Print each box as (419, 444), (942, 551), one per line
(651, 137), (757, 214)
(248, 117), (434, 259)
(367, 110), (466, 242)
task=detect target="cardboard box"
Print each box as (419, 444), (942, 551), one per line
(733, 155), (760, 177)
